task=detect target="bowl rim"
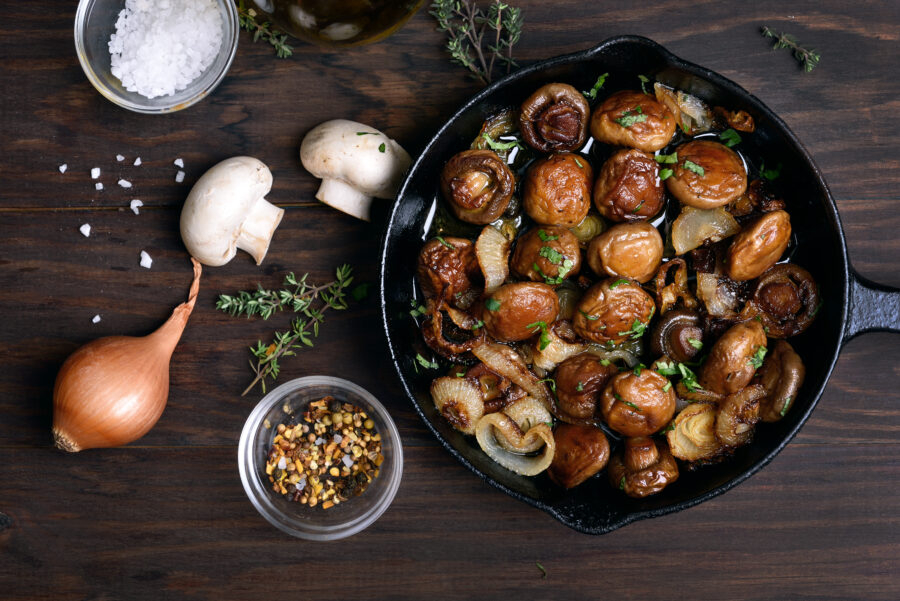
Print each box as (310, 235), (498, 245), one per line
(237, 375), (404, 540)
(73, 0), (239, 114)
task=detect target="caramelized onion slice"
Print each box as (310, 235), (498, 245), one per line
(475, 225), (511, 294)
(498, 396), (553, 453)
(654, 258), (698, 315)
(472, 342), (555, 414)
(430, 376), (485, 435)
(667, 403), (723, 462)
(654, 83), (714, 136)
(532, 321), (588, 374)
(671, 206), (741, 255)
(696, 272), (743, 318)
(475, 411), (555, 476)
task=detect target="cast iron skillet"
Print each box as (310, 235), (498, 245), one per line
(379, 35), (900, 534)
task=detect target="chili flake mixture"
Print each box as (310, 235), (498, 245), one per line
(265, 396), (383, 509)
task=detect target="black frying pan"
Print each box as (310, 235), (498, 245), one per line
(379, 36), (900, 534)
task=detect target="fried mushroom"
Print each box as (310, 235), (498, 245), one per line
(699, 319), (767, 395)
(600, 369), (676, 436)
(510, 226), (582, 284)
(608, 436), (679, 498)
(586, 222), (663, 284)
(590, 90), (677, 152)
(756, 340), (805, 422)
(553, 353), (618, 421)
(572, 278), (656, 345)
(740, 264), (820, 338)
(593, 149), (665, 222)
(666, 140), (747, 209)
(519, 83), (590, 152)
(417, 237), (481, 309)
(481, 282), (560, 342)
(523, 153), (593, 226)
(650, 309), (705, 364)
(548, 424), (610, 489)
(726, 210), (792, 281)
(440, 149), (515, 224)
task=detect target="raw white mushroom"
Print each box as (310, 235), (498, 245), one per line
(179, 156), (284, 267)
(299, 119), (412, 221)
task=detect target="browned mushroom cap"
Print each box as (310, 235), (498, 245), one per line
(510, 226), (582, 284)
(590, 90), (677, 152)
(726, 210), (792, 281)
(593, 148), (665, 222)
(666, 140), (747, 209)
(417, 237), (481, 309)
(728, 178), (786, 218)
(586, 222), (663, 284)
(440, 149), (515, 224)
(650, 309), (705, 363)
(699, 319), (767, 395)
(600, 368), (676, 436)
(572, 278), (656, 345)
(553, 353), (618, 421)
(548, 423), (610, 489)
(519, 83), (590, 152)
(481, 282), (560, 342)
(421, 300), (485, 360)
(608, 436), (679, 498)
(740, 264), (820, 338)
(523, 153), (593, 226)
(756, 340), (806, 422)
(716, 384), (765, 447)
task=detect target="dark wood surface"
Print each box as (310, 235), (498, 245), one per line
(2, 1), (899, 599)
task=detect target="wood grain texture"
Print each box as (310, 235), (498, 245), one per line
(0, 0), (898, 599)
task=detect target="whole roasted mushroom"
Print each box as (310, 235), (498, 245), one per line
(586, 222), (663, 284)
(553, 353), (618, 421)
(548, 423), (610, 489)
(650, 309), (705, 364)
(593, 148), (665, 222)
(440, 149), (515, 224)
(741, 264), (820, 338)
(518, 83), (590, 152)
(417, 237), (481, 309)
(523, 153), (593, 226)
(666, 140), (747, 209)
(699, 319), (767, 395)
(716, 384), (765, 447)
(756, 340), (805, 422)
(608, 436), (679, 498)
(572, 278), (656, 346)
(590, 90), (677, 152)
(726, 210), (792, 281)
(481, 282), (559, 342)
(510, 226), (582, 284)
(600, 369), (676, 437)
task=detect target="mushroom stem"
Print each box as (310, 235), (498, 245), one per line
(236, 196), (285, 265)
(316, 179), (374, 222)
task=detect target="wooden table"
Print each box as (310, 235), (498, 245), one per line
(2, 1), (898, 599)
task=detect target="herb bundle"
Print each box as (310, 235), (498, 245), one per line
(430, 0), (524, 85)
(217, 265), (356, 395)
(236, 0), (293, 59)
(761, 26), (820, 72)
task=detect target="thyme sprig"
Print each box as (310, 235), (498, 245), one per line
(237, 1), (293, 59)
(761, 26), (820, 72)
(430, 0), (524, 85)
(217, 265), (354, 396)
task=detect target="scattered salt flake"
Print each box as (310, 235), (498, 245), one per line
(277, 456), (287, 470)
(130, 199), (143, 215)
(342, 454), (354, 468)
(118, 179), (132, 188)
(133, 157), (142, 166)
(95, 182), (104, 191)
(92, 314), (102, 324)
(79, 223), (91, 237)
(91, 167), (100, 179)
(175, 170), (185, 183)
(139, 250), (153, 269)
(296, 476), (307, 491)
(314, 437), (325, 445)
(174, 158), (184, 168)
(333, 434), (343, 444)
(58, 163), (68, 174)
(116, 154), (125, 162)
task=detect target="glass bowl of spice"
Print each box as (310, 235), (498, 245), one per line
(74, 0), (239, 114)
(238, 376), (403, 540)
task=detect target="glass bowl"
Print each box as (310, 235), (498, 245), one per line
(238, 376), (403, 540)
(74, 0), (239, 114)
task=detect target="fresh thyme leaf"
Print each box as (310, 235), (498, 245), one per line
(537, 229), (558, 242)
(749, 346), (768, 369)
(609, 278), (630, 289)
(654, 152), (678, 164)
(527, 320), (551, 350)
(638, 74), (650, 95)
(688, 338), (703, 350)
(416, 353), (439, 369)
(579, 309), (600, 321)
(614, 107), (648, 128)
(659, 168), (674, 180)
(485, 297), (501, 311)
(719, 128), (742, 147)
(583, 72), (609, 99)
(759, 161), (783, 181)
(683, 160), (705, 177)
(236, 1), (293, 58)
(536, 561), (547, 579)
(761, 26), (821, 72)
(436, 235), (456, 249)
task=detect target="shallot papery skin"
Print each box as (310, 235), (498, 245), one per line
(52, 259), (201, 452)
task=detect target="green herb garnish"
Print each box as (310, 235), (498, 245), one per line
(537, 229), (558, 242)
(575, 381), (584, 392)
(599, 359), (611, 366)
(688, 338), (703, 350)
(378, 143), (386, 153)
(485, 297), (501, 311)
(583, 72), (609, 99)
(481, 132), (523, 152)
(638, 74), (651, 94)
(659, 168), (674, 180)
(527, 320), (552, 351)
(574, 157), (584, 168)
(633, 363), (646, 376)
(614, 106), (648, 128)
(609, 279), (630, 289)
(416, 353), (439, 369)
(436, 235), (456, 249)
(760, 161), (782, 181)
(683, 160), (705, 177)
(622, 399), (642, 412)
(654, 152), (678, 164)
(761, 26), (821, 73)
(539, 246), (565, 265)
(409, 301), (428, 318)
(471, 319), (484, 330)
(655, 360), (678, 376)
(661, 381), (672, 393)
(780, 396), (792, 417)
(356, 131), (378, 136)
(619, 475), (626, 490)
(678, 362), (703, 392)
(661, 420), (675, 433)
(537, 377), (556, 392)
(749, 346), (768, 369)
(536, 561), (547, 579)
(719, 128), (742, 147)
(237, 0), (293, 58)
(618, 318), (648, 340)
(579, 309), (600, 321)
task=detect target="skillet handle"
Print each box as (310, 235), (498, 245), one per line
(843, 268), (900, 342)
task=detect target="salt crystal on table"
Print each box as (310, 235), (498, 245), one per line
(130, 199), (143, 215)
(58, 164), (68, 173)
(175, 170), (185, 183)
(95, 183), (103, 191)
(133, 157), (142, 166)
(92, 315), (101, 324)
(118, 179), (132, 188)
(139, 250), (152, 269)
(116, 154), (124, 162)
(79, 223), (91, 237)
(174, 158), (184, 168)
(342, 454), (353, 468)
(91, 167), (100, 179)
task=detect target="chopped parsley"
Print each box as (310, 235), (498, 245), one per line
(619, 475), (626, 490)
(582, 72), (609, 99)
(633, 363), (646, 376)
(537, 377), (557, 392)
(683, 160), (705, 177)
(485, 297), (501, 311)
(456, 372), (465, 377)
(654, 152), (678, 164)
(609, 278), (630, 289)
(678, 362), (703, 392)
(599, 359), (611, 366)
(435, 236), (456, 249)
(632, 200), (645, 213)
(780, 396), (792, 417)
(481, 133), (523, 152)
(654, 360), (678, 376)
(539, 246), (565, 265)
(614, 106), (648, 128)
(622, 399), (642, 412)
(760, 161), (783, 181)
(470, 319), (484, 330)
(579, 309), (600, 321)
(533, 259), (574, 285)
(638, 74), (651, 94)
(719, 128), (742, 148)
(661, 421), (676, 433)
(574, 157), (584, 168)
(659, 168), (674, 180)
(576, 381), (584, 392)
(661, 381), (672, 393)
(409, 301), (427, 318)
(527, 320), (552, 351)
(614, 392), (623, 401)
(356, 131), (377, 136)
(688, 338), (703, 350)
(749, 346), (768, 369)
(537, 229), (558, 242)
(415, 353), (438, 369)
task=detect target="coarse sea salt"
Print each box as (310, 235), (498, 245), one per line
(133, 157), (142, 166)
(95, 182), (104, 191)
(108, 0), (224, 99)
(174, 158), (184, 168)
(91, 167), (100, 179)
(130, 199), (143, 214)
(116, 154), (125, 162)
(140, 250), (153, 269)
(92, 314), (102, 324)
(175, 170), (185, 183)
(79, 223), (91, 237)
(59, 164), (68, 173)
(118, 179), (132, 188)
